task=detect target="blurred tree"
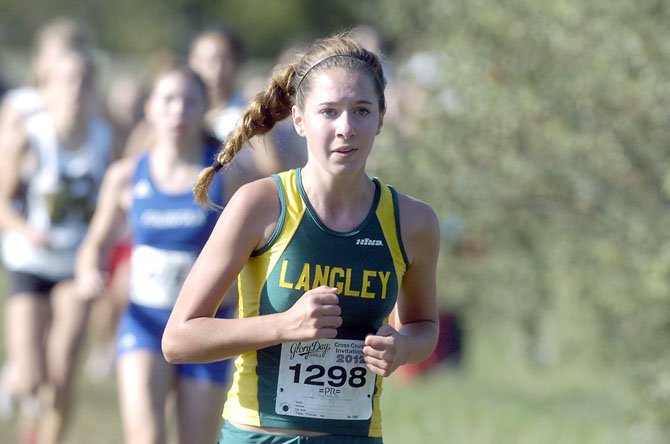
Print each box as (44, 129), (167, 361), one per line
(362, 0), (670, 433)
(0, 0), (359, 57)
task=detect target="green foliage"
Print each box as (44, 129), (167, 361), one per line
(0, 0), (359, 57)
(365, 0), (670, 433)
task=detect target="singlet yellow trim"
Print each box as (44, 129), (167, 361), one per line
(223, 170), (305, 426)
(367, 183), (405, 437)
(375, 182), (407, 288)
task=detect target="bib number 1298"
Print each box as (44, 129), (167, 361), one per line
(275, 339), (376, 420)
(288, 363), (367, 388)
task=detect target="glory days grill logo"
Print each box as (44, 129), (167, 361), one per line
(289, 341), (331, 360)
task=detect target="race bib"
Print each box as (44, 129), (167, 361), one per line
(275, 339), (376, 420)
(130, 245), (196, 309)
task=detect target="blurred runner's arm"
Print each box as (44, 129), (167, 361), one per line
(75, 158), (133, 299)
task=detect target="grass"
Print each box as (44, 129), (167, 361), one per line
(382, 365), (651, 444)
(0, 268), (662, 444)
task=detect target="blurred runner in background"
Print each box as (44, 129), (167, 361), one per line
(0, 43), (113, 444)
(75, 64), (251, 444)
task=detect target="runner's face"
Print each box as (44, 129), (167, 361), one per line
(45, 53), (92, 114)
(146, 72), (207, 141)
(189, 36), (238, 97)
(292, 67), (383, 176)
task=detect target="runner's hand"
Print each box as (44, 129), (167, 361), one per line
(23, 228), (49, 249)
(364, 324), (407, 377)
(281, 285), (341, 341)
(75, 267), (107, 300)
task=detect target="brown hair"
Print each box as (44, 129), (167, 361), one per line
(147, 63), (209, 107)
(193, 32), (387, 205)
(189, 25), (246, 65)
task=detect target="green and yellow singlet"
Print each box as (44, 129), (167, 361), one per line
(223, 168), (408, 438)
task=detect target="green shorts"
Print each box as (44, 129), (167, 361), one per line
(219, 420), (384, 444)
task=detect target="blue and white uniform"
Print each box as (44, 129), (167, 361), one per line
(116, 143), (231, 383)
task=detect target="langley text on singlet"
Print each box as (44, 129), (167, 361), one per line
(277, 259), (391, 299)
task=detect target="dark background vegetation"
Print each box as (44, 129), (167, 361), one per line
(2, 0), (670, 442)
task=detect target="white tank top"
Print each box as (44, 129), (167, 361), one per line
(1, 111), (113, 280)
(210, 92), (246, 142)
(2, 87), (43, 119)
